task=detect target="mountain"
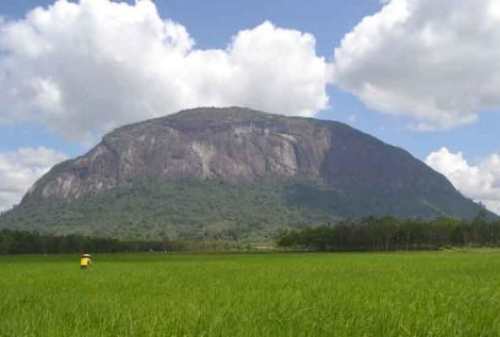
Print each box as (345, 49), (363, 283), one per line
(0, 107), (485, 240)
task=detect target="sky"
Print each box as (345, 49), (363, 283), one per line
(0, 0), (499, 213)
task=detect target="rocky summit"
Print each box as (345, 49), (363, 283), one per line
(0, 107), (485, 240)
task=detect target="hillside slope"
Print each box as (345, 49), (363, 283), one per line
(0, 107), (485, 239)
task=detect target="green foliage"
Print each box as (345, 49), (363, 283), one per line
(277, 216), (500, 251)
(2, 252), (500, 337)
(0, 229), (178, 255)
(0, 178), (339, 241)
(2, 177), (489, 242)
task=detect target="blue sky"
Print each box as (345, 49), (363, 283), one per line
(1, 0), (497, 160)
(0, 0), (499, 212)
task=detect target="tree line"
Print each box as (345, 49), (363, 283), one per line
(0, 229), (256, 255)
(0, 229), (180, 255)
(2, 212), (499, 254)
(277, 213), (500, 251)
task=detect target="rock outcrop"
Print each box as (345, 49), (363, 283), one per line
(2, 107), (486, 239)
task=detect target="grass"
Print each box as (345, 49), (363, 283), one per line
(1, 250), (500, 337)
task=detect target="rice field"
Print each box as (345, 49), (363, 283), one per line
(2, 250), (500, 337)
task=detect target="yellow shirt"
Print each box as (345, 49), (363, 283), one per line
(80, 257), (91, 267)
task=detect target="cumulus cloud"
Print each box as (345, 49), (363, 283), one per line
(0, 147), (67, 211)
(332, 0), (500, 130)
(426, 148), (500, 214)
(0, 0), (330, 142)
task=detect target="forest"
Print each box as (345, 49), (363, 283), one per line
(277, 212), (500, 251)
(0, 229), (177, 255)
(2, 211), (499, 254)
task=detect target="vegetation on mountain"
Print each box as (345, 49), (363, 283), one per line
(1, 178), (335, 241)
(2, 177), (494, 241)
(2, 207), (496, 255)
(1, 107), (490, 239)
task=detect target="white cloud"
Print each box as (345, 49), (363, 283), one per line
(332, 0), (500, 130)
(0, 0), (330, 142)
(426, 148), (500, 214)
(0, 147), (67, 211)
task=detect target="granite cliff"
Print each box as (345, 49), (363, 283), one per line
(1, 107), (485, 239)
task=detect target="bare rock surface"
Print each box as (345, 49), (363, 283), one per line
(9, 107), (485, 237)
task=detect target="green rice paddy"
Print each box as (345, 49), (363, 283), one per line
(2, 250), (500, 337)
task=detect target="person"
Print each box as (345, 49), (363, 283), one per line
(80, 253), (92, 270)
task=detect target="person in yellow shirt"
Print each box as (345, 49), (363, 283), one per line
(80, 253), (92, 270)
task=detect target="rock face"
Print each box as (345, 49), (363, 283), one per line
(25, 107), (334, 202)
(6, 107), (485, 238)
